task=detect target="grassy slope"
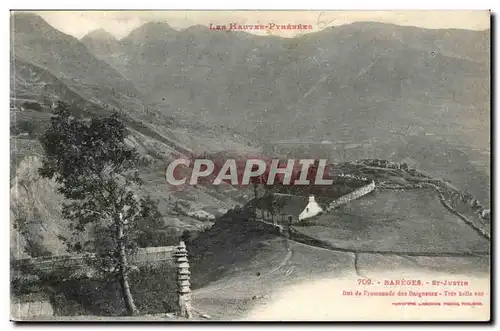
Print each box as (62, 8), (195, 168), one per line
(190, 227), (355, 320)
(188, 183), (490, 320)
(294, 188), (490, 254)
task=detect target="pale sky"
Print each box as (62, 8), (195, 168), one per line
(28, 10), (491, 39)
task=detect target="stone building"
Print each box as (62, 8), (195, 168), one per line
(255, 194), (325, 224)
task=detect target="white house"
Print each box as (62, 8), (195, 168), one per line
(254, 194), (325, 224)
(298, 195), (324, 221)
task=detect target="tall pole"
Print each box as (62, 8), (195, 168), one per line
(173, 241), (193, 318)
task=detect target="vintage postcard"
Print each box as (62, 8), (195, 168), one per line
(10, 10), (491, 321)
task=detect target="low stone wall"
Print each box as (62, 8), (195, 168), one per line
(326, 181), (376, 211)
(13, 246), (176, 271)
(133, 246), (176, 265)
(356, 159), (490, 222)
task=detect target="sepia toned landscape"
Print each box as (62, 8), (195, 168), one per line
(10, 10), (490, 321)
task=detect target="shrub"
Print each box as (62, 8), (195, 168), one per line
(14, 120), (38, 136)
(22, 101), (43, 112)
(11, 272), (42, 296)
(137, 230), (180, 247)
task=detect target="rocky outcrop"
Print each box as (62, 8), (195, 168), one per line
(10, 156), (68, 257)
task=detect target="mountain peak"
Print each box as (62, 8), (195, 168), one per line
(11, 12), (59, 36)
(180, 24), (211, 35)
(81, 28), (121, 55)
(123, 21), (177, 44)
(11, 12), (45, 24)
(81, 28), (117, 42)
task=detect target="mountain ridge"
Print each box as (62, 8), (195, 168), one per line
(10, 13), (490, 259)
(59, 13), (491, 204)
(10, 13), (255, 257)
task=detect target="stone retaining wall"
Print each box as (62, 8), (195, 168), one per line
(326, 181), (376, 211)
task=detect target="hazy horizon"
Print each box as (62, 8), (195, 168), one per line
(12, 10), (491, 40)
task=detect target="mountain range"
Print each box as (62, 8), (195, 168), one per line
(10, 12), (490, 257)
(81, 19), (490, 153)
(81, 17), (490, 200)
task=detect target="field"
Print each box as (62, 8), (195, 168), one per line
(294, 188), (490, 255)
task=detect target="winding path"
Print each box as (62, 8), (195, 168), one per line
(255, 205), (489, 279)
